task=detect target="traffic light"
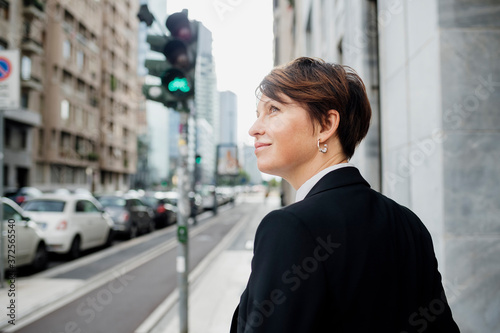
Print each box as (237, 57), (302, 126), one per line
(137, 4), (154, 26)
(195, 154), (202, 164)
(138, 7), (199, 108)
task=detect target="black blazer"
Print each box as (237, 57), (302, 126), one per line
(230, 167), (459, 333)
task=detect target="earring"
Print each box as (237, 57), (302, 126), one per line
(317, 139), (327, 153)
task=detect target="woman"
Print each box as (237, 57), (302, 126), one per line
(230, 58), (459, 332)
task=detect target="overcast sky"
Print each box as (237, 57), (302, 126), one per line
(166, 0), (274, 146)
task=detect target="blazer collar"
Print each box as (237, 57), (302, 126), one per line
(304, 167), (371, 199)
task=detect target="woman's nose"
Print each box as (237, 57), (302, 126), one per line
(248, 117), (264, 137)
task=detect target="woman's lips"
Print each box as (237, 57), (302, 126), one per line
(254, 142), (271, 153)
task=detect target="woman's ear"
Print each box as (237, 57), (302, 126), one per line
(319, 109), (340, 141)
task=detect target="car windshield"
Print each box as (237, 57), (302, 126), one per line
(142, 197), (157, 207)
(97, 197), (126, 207)
(23, 200), (65, 212)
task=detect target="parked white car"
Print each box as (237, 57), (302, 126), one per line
(22, 194), (114, 259)
(2, 197), (48, 271)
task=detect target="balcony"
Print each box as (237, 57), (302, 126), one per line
(21, 76), (43, 92)
(23, 0), (46, 21)
(21, 37), (44, 55)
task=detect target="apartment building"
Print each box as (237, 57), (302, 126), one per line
(0, 0), (43, 189)
(1, 0), (141, 192)
(98, 0), (141, 192)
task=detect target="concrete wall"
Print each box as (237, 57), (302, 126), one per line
(438, 1), (500, 331)
(378, 0), (500, 331)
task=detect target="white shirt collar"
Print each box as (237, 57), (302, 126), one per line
(295, 163), (355, 202)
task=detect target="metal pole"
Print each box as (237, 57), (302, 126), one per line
(177, 110), (190, 333)
(0, 110), (5, 288)
(212, 144), (218, 215)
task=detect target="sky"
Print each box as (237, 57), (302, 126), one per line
(166, 0), (275, 147)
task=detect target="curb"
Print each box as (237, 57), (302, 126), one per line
(134, 212), (249, 333)
(0, 211), (220, 332)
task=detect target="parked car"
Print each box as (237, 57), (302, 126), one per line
(217, 186), (237, 205)
(96, 195), (155, 239)
(22, 194), (114, 259)
(142, 193), (177, 228)
(157, 191), (202, 217)
(2, 197), (48, 272)
(199, 185), (226, 211)
(7, 187), (43, 205)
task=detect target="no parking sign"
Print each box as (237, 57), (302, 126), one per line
(0, 50), (20, 109)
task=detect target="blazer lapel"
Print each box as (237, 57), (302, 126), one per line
(305, 167), (370, 199)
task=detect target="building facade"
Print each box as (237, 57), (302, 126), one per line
(218, 90), (237, 145)
(193, 22), (218, 185)
(273, 0), (500, 331)
(0, 0), (43, 190)
(96, 0), (140, 192)
(1, 0), (141, 193)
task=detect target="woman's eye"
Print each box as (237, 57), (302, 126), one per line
(270, 106), (279, 113)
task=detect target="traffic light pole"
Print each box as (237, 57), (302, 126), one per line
(176, 108), (191, 333)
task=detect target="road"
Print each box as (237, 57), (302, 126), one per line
(10, 199), (258, 333)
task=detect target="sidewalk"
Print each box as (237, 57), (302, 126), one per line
(149, 194), (281, 333)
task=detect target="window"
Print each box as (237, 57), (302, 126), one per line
(3, 203), (22, 221)
(63, 70), (72, 86)
(87, 112), (95, 130)
(75, 107), (83, 127)
(110, 74), (117, 91)
(21, 56), (32, 80)
(21, 92), (29, 108)
(0, 38), (7, 50)
(97, 196), (126, 207)
(23, 200), (66, 212)
(0, 1), (9, 21)
(77, 79), (85, 93)
(51, 130), (57, 148)
(38, 129), (44, 156)
(76, 200), (98, 213)
(21, 128), (27, 149)
(64, 9), (74, 25)
(61, 100), (70, 120)
(77, 50), (84, 70)
(63, 39), (71, 59)
(4, 124), (10, 147)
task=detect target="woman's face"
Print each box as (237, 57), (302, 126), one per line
(249, 94), (318, 180)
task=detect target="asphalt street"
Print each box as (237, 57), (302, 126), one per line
(11, 202), (250, 333)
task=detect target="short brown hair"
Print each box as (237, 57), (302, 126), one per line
(257, 57), (371, 159)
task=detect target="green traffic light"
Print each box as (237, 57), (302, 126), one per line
(195, 155), (201, 164)
(168, 77), (190, 93)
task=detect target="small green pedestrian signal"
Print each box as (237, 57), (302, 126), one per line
(168, 77), (190, 93)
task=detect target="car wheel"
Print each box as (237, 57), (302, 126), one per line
(32, 242), (48, 272)
(104, 230), (114, 248)
(128, 224), (138, 239)
(148, 220), (155, 233)
(68, 236), (81, 260)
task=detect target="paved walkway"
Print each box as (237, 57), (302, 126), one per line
(150, 194), (280, 333)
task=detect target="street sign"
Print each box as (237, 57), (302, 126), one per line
(0, 50), (20, 109)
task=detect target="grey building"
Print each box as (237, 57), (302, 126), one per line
(193, 23), (218, 185)
(219, 91), (238, 145)
(273, 0), (500, 331)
